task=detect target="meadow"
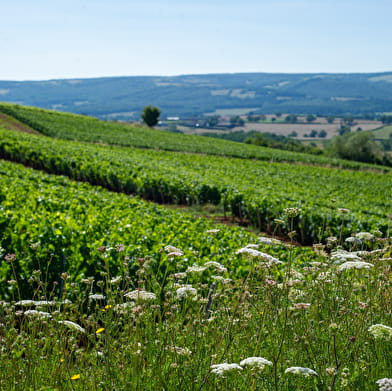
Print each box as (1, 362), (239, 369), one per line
(0, 105), (391, 390)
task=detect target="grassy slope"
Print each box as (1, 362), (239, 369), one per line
(372, 125), (392, 139)
(1, 126), (391, 244)
(0, 102), (389, 172)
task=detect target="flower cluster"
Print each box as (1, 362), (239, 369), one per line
(124, 290), (156, 301)
(284, 366), (318, 377)
(211, 357), (272, 377)
(368, 324), (392, 340)
(376, 378), (392, 391)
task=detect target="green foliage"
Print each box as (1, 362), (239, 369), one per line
(141, 105), (161, 127)
(1, 103), (385, 169)
(229, 115), (245, 127)
(206, 115), (220, 127)
(327, 131), (392, 166)
(0, 177), (390, 390)
(379, 114), (392, 124)
(244, 132), (322, 155)
(285, 114), (298, 123)
(326, 115), (335, 124)
(0, 160), (253, 299)
(318, 129), (327, 138)
(0, 127), (391, 245)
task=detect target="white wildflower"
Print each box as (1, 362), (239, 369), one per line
(338, 261), (374, 271)
(176, 285), (197, 299)
(206, 229), (220, 234)
(168, 346), (192, 355)
(331, 250), (362, 264)
(240, 357), (273, 370)
(172, 272), (187, 279)
(245, 244), (259, 249)
(164, 245), (183, 254)
(186, 265), (207, 273)
(211, 276), (232, 284)
(15, 300), (37, 307)
(356, 232), (375, 241)
(204, 261), (227, 273)
(368, 324), (392, 340)
(376, 378), (392, 391)
(285, 367), (318, 377)
(89, 294), (106, 300)
(110, 276), (122, 285)
(210, 363), (243, 376)
(236, 248), (282, 265)
(124, 290), (156, 301)
(258, 237), (274, 245)
(58, 320), (85, 333)
(345, 236), (362, 244)
(17, 299), (70, 307)
(113, 302), (135, 314)
(24, 310), (52, 319)
(327, 236), (338, 244)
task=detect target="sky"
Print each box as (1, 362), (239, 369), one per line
(1, 0), (392, 81)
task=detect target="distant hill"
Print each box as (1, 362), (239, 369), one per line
(1, 72), (392, 120)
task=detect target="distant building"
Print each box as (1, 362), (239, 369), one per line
(167, 116), (180, 121)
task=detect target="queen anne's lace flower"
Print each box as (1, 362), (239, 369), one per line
(168, 346), (192, 355)
(258, 237), (274, 245)
(176, 285), (197, 299)
(356, 232), (375, 241)
(236, 248), (282, 265)
(186, 265), (207, 273)
(239, 357), (273, 370)
(338, 261), (374, 271)
(58, 320), (85, 333)
(345, 237), (362, 244)
(24, 310), (52, 319)
(210, 363), (242, 376)
(89, 294), (106, 300)
(376, 378), (392, 391)
(113, 302), (135, 314)
(124, 290), (156, 301)
(204, 261), (227, 273)
(368, 324), (392, 340)
(331, 250), (361, 264)
(164, 245), (183, 255)
(285, 367), (318, 377)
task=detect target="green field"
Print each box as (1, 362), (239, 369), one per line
(1, 126), (391, 244)
(373, 125), (392, 139)
(0, 104), (391, 390)
(0, 103), (388, 171)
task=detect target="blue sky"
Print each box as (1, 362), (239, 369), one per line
(1, 0), (391, 80)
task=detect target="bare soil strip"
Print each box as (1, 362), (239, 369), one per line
(0, 113), (40, 134)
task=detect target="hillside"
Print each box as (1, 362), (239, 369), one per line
(1, 72), (392, 119)
(0, 104), (391, 390)
(0, 104), (391, 245)
(0, 103), (389, 172)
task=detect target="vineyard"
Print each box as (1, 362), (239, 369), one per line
(0, 104), (391, 390)
(0, 125), (391, 244)
(0, 102), (388, 171)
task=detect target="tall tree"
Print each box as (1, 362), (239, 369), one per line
(141, 105), (161, 127)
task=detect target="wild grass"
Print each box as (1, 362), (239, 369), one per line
(1, 217), (390, 390)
